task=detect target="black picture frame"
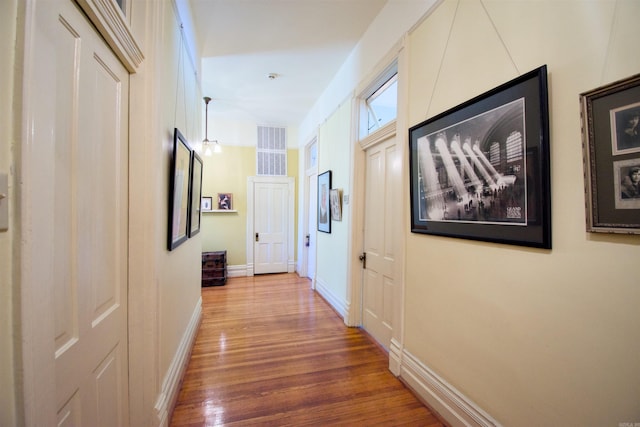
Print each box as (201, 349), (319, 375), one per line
(409, 65), (551, 249)
(188, 151), (203, 237)
(168, 128), (192, 250)
(318, 170), (331, 233)
(580, 73), (640, 234)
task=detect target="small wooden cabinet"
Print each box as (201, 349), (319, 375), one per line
(202, 250), (227, 287)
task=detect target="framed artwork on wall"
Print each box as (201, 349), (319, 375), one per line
(330, 188), (342, 221)
(202, 196), (213, 211)
(318, 170), (331, 233)
(217, 193), (233, 210)
(168, 128), (192, 250)
(409, 65), (552, 249)
(581, 73), (640, 234)
(188, 151), (203, 237)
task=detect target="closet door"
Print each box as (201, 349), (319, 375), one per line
(27, 0), (130, 424)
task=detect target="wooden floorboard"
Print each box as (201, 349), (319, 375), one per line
(170, 273), (444, 426)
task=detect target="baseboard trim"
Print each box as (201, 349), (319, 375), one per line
(154, 298), (202, 427)
(400, 349), (501, 427)
(314, 277), (348, 319)
(228, 264), (247, 278)
(389, 338), (402, 376)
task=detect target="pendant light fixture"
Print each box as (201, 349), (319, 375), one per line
(202, 96), (221, 156)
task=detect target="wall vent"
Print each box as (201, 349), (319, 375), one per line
(257, 126), (287, 176)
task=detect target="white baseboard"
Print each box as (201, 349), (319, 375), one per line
(314, 277), (348, 319)
(389, 338), (402, 376)
(400, 349), (501, 427)
(228, 264), (247, 278)
(227, 264), (298, 278)
(154, 298), (202, 427)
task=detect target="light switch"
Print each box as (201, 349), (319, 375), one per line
(0, 173), (7, 232)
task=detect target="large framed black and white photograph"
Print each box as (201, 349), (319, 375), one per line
(409, 65), (551, 248)
(581, 73), (640, 234)
(318, 170), (331, 233)
(168, 128), (192, 250)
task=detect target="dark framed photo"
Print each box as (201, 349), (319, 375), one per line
(188, 151), (203, 237)
(318, 170), (331, 233)
(168, 128), (192, 250)
(581, 73), (640, 234)
(409, 65), (551, 248)
(201, 196), (213, 211)
(330, 188), (342, 221)
(217, 193), (233, 210)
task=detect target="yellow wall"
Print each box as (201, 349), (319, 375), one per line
(201, 146), (298, 267)
(405, 1), (640, 425)
(0, 0), (18, 425)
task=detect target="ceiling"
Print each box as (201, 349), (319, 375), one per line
(189, 0), (387, 127)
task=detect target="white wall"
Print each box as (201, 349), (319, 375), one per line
(315, 102), (353, 314)
(0, 0), (18, 425)
(404, 1), (640, 425)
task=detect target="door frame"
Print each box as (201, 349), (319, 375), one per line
(346, 37), (408, 375)
(246, 176), (295, 276)
(300, 136), (318, 286)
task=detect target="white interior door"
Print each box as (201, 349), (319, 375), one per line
(306, 172), (318, 280)
(29, 1), (130, 424)
(254, 182), (289, 274)
(362, 135), (398, 349)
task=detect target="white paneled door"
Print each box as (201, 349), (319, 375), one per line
(28, 1), (130, 424)
(306, 172), (318, 281)
(362, 135), (399, 350)
(254, 181), (290, 274)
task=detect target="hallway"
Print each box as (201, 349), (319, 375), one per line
(169, 274), (444, 426)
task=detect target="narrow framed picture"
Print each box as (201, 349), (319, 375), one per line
(201, 196), (213, 211)
(188, 151), (203, 237)
(217, 193), (233, 210)
(409, 65), (551, 248)
(168, 128), (192, 251)
(581, 73), (640, 234)
(329, 188), (342, 221)
(318, 170), (331, 233)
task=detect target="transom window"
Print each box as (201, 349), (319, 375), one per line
(366, 73), (398, 133)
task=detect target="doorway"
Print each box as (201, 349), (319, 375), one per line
(20, 0), (131, 424)
(247, 176), (295, 275)
(361, 129), (399, 349)
(303, 138), (318, 285)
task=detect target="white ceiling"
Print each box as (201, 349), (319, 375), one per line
(189, 0), (387, 126)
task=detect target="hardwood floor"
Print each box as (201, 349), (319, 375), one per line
(170, 274), (444, 426)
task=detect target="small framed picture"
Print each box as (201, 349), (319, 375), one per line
(318, 170), (331, 233)
(581, 73), (640, 233)
(201, 196), (213, 211)
(217, 193), (233, 210)
(329, 188), (342, 221)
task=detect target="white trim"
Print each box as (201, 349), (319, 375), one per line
(75, 0), (144, 73)
(227, 264), (247, 278)
(154, 298), (202, 427)
(246, 176), (295, 276)
(389, 338), (403, 376)
(400, 350), (501, 427)
(315, 277), (349, 320)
